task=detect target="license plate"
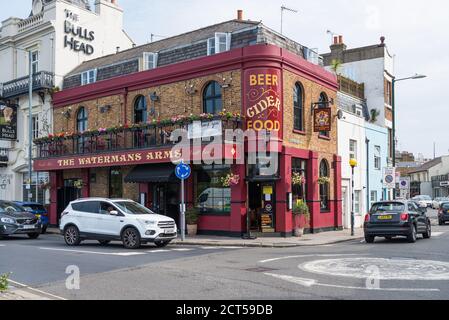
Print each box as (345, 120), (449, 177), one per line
(23, 225), (36, 230)
(378, 215), (393, 220)
(164, 229), (175, 234)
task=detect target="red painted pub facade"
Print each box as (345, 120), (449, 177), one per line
(34, 39), (342, 236)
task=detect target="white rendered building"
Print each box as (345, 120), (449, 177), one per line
(0, 0), (134, 202)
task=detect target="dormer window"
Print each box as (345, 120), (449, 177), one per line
(143, 52), (158, 70)
(207, 33), (231, 56)
(81, 69), (97, 85)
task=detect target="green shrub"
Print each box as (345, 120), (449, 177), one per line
(185, 208), (200, 225)
(0, 273), (11, 292)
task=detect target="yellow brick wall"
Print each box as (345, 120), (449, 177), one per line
(54, 70), (242, 134)
(283, 70), (338, 197)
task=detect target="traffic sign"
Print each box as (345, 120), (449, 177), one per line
(175, 162), (191, 180)
(383, 168), (396, 189)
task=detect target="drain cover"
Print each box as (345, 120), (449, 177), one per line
(245, 267), (278, 273)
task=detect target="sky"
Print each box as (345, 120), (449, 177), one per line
(2, 0), (448, 158)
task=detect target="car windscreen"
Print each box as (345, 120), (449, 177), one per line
(371, 202), (405, 213)
(21, 204), (45, 212)
(442, 203), (449, 210)
(422, 196), (432, 200)
(0, 202), (25, 213)
(114, 202), (154, 215)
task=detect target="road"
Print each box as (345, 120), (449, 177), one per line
(1, 209), (449, 300)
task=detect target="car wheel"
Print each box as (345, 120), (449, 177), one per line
(98, 240), (111, 246)
(27, 233), (40, 239)
(423, 223), (432, 239)
(155, 240), (170, 248)
(365, 235), (375, 243)
(64, 226), (81, 246)
(41, 226), (47, 234)
(407, 225), (417, 243)
(122, 228), (141, 249)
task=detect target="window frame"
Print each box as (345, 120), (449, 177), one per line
(143, 52), (158, 70)
(81, 69), (97, 85)
(349, 139), (358, 161)
(133, 95), (148, 124)
(319, 159), (330, 212)
(32, 115), (39, 139)
(374, 145), (381, 170)
(207, 33), (231, 56)
(31, 50), (39, 74)
(203, 81), (223, 115)
(293, 83), (304, 131)
(195, 164), (232, 215)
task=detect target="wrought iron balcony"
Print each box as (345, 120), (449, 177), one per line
(0, 71), (54, 99)
(34, 116), (243, 160)
(0, 148), (9, 167)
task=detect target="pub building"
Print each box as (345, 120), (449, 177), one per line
(34, 12), (342, 236)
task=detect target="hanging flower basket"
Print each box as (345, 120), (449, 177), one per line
(221, 173), (240, 187)
(318, 176), (331, 185)
(292, 172), (306, 186)
(73, 180), (85, 189)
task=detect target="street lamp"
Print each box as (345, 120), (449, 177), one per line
(349, 158), (358, 236)
(392, 73), (427, 199)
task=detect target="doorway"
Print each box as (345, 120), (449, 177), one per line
(57, 179), (82, 225)
(248, 182), (276, 233)
(153, 183), (180, 227)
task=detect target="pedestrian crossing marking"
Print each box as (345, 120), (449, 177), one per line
(432, 232), (444, 237)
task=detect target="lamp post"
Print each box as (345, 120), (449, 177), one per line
(392, 73), (426, 200)
(349, 158), (358, 236)
(27, 51), (33, 201)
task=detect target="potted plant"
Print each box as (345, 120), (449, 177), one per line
(185, 207), (200, 236)
(292, 200), (310, 237)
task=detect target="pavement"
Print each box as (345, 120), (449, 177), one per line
(46, 227), (364, 248)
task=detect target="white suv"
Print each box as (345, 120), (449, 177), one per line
(60, 198), (177, 249)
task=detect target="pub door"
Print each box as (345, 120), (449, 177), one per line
(57, 186), (80, 225)
(248, 182), (276, 233)
(153, 183), (180, 228)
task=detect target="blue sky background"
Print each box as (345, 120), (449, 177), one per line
(2, 0), (448, 159)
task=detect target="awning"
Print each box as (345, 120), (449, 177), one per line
(125, 164), (177, 183)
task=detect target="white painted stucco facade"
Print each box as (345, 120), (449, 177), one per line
(0, 0), (133, 202)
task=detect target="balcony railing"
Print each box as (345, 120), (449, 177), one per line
(1, 71), (54, 99)
(338, 75), (365, 100)
(0, 148), (9, 167)
(34, 117), (242, 160)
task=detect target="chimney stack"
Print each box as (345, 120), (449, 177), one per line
(330, 34), (347, 51)
(237, 10), (243, 21)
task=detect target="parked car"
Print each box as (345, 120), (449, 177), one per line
(14, 202), (49, 234)
(411, 195), (433, 208)
(438, 202), (449, 225)
(432, 197), (449, 209)
(0, 201), (42, 239)
(364, 200), (431, 243)
(60, 198), (177, 249)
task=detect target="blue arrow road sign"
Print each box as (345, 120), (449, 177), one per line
(175, 162), (191, 180)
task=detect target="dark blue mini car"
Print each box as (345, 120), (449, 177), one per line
(14, 202), (49, 234)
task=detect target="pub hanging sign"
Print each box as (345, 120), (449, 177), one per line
(313, 108), (332, 132)
(0, 102), (17, 141)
